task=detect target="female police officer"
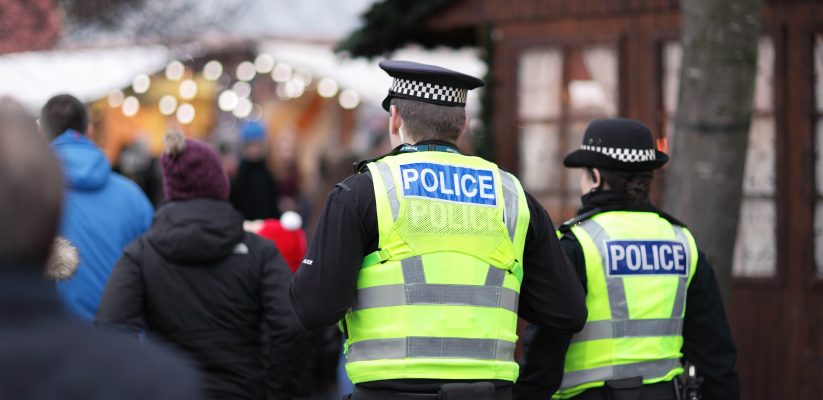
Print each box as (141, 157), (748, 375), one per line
(515, 118), (739, 400)
(289, 61), (587, 400)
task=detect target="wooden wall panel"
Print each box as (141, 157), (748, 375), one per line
(426, 0), (823, 398)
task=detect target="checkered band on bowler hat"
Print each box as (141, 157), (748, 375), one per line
(579, 145), (657, 163)
(564, 118), (669, 171)
(379, 60), (484, 111)
(390, 78), (469, 106)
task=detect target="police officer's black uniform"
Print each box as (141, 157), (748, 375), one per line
(290, 61), (588, 400)
(514, 119), (740, 400)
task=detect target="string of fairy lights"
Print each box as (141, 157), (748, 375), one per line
(106, 53), (361, 124)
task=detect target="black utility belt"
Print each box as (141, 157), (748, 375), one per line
(351, 383), (512, 400)
(574, 378), (677, 400)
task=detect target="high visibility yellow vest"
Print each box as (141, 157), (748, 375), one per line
(554, 211), (698, 398)
(343, 150), (530, 384)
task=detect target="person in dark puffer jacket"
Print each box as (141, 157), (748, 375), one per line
(96, 130), (301, 400)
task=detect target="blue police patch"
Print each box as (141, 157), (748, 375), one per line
(400, 162), (497, 206)
(605, 240), (688, 276)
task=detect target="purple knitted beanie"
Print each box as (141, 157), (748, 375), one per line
(161, 130), (229, 201)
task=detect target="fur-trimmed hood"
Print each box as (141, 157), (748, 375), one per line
(46, 237), (79, 282)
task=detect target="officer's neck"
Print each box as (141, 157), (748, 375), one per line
(410, 139), (458, 148)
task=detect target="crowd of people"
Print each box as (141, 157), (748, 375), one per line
(0, 94), (341, 399)
(0, 60), (738, 400)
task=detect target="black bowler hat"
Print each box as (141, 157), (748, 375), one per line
(563, 118), (669, 171)
(379, 60), (484, 112)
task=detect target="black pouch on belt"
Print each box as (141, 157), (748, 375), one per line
(604, 377), (644, 400)
(439, 382), (495, 400)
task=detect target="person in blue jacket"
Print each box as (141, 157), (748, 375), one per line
(40, 94), (153, 321)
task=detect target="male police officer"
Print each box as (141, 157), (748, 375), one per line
(515, 119), (739, 400)
(290, 61), (587, 400)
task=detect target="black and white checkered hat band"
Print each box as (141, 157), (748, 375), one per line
(581, 145), (656, 162)
(391, 78), (468, 105)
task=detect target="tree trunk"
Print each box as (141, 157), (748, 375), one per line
(663, 0), (763, 302)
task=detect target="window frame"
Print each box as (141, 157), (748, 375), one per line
(510, 37), (624, 222)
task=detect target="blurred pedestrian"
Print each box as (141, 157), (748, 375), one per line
(245, 211), (342, 399)
(516, 119), (739, 399)
(245, 210), (308, 273)
(0, 102), (201, 400)
(115, 136), (164, 205)
(230, 120), (282, 220)
(290, 61), (587, 400)
(96, 130), (301, 400)
(40, 94), (153, 321)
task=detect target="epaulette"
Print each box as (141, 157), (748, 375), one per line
(354, 152), (395, 173)
(353, 147), (405, 173)
(653, 208), (689, 228)
(558, 208), (603, 234)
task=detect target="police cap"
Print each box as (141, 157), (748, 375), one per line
(379, 60), (484, 112)
(563, 118), (669, 171)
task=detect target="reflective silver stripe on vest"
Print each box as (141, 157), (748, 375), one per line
(354, 258), (518, 313)
(559, 358), (682, 391)
(347, 337), (516, 363)
(671, 227), (691, 318)
(353, 284), (519, 313)
(578, 220), (629, 320)
(375, 161), (399, 221)
(500, 172), (520, 241)
(485, 266), (506, 287)
(571, 318), (684, 343)
(402, 256), (426, 284)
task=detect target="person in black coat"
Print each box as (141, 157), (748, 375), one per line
(230, 121), (282, 220)
(96, 131), (301, 400)
(0, 103), (200, 400)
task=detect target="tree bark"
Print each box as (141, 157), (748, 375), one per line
(663, 0), (763, 303)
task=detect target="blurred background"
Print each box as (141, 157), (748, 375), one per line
(0, 0), (821, 398)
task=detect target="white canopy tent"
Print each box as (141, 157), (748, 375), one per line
(0, 46), (170, 111)
(0, 42), (485, 113)
(0, 0), (485, 113)
(258, 40), (486, 110)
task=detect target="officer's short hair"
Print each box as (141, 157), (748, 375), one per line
(391, 98), (466, 142)
(0, 100), (63, 267)
(40, 94), (88, 138)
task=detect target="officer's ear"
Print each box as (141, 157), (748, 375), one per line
(588, 167), (601, 187)
(389, 105), (402, 135)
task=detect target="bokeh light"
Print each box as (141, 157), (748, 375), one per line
(165, 60), (185, 81)
(203, 60), (223, 81)
(218, 90), (239, 111)
(158, 95), (178, 115)
(272, 63), (293, 83)
(236, 61), (256, 82)
(254, 54), (275, 73)
(179, 79), (198, 100)
(232, 81), (252, 98)
(107, 90), (125, 108)
(317, 78), (339, 98)
(122, 96), (140, 117)
(132, 74), (151, 94)
(176, 103), (196, 124)
(339, 89), (360, 110)
(233, 97), (253, 118)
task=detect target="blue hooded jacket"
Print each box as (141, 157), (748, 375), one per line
(51, 130), (153, 321)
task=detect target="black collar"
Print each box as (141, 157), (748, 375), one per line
(560, 190), (686, 230)
(354, 140), (461, 173)
(578, 190), (653, 214)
